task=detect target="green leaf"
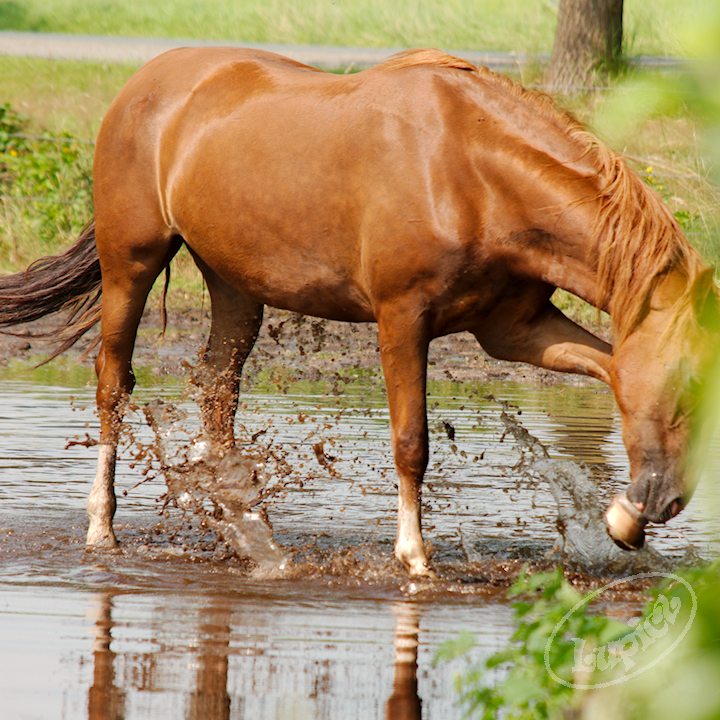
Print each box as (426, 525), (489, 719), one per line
(433, 630), (476, 665)
(598, 618), (632, 645)
(501, 673), (544, 705)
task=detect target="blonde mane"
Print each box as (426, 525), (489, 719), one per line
(383, 50), (712, 343)
(589, 146), (710, 342)
(382, 48), (478, 72)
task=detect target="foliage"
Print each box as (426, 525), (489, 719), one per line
(437, 564), (720, 720)
(434, 567), (628, 719)
(0, 102), (93, 267)
(594, 0), (720, 264)
(582, 564), (720, 720)
(0, 103), (28, 153)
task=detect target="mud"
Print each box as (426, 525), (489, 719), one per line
(0, 305), (607, 387)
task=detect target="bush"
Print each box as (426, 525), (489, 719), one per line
(434, 567), (629, 719)
(583, 565), (720, 720)
(0, 102), (93, 269)
(436, 565), (720, 720)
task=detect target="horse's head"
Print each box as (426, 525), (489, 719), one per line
(606, 267), (720, 549)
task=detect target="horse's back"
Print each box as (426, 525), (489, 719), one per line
(93, 48), (486, 321)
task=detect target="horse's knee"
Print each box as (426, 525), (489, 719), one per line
(392, 427), (429, 478)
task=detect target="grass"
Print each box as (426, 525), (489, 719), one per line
(0, 57), (135, 138)
(0, 0), (711, 58)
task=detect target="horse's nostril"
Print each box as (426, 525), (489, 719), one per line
(657, 499), (683, 523)
(626, 483), (648, 510)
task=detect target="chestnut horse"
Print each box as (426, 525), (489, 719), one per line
(1, 48), (717, 576)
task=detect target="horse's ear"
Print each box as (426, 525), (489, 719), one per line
(692, 267), (720, 331)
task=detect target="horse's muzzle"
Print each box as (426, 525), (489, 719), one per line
(604, 493), (648, 550)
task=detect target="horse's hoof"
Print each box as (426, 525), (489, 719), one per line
(605, 493), (646, 550)
(399, 556), (438, 580)
(410, 566), (438, 580)
(86, 526), (119, 549)
(402, 578), (438, 595)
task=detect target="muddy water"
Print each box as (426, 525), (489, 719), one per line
(1, 377), (718, 719)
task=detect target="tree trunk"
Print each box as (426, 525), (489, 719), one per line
(547, 0), (623, 92)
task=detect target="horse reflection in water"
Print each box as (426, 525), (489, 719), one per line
(1, 48), (718, 574)
(87, 594), (125, 720)
(187, 607), (232, 720)
(386, 603), (423, 720)
(85, 596), (233, 720)
(84, 595), (423, 719)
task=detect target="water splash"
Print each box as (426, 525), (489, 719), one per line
(488, 396), (674, 572)
(106, 377), (691, 577)
(143, 399), (289, 573)
(532, 459), (672, 573)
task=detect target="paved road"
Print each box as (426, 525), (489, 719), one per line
(0, 30), (686, 72)
(0, 30), (536, 70)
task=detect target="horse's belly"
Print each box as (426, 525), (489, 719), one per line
(181, 226), (376, 322)
(231, 265), (376, 323)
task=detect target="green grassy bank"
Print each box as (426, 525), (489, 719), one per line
(0, 0), (706, 58)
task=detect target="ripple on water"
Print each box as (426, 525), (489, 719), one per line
(1, 378), (716, 719)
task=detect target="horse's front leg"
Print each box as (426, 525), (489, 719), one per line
(377, 306), (434, 577)
(477, 302), (613, 383)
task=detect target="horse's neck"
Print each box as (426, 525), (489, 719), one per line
(493, 186), (605, 310)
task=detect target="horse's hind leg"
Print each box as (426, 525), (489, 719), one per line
(192, 258), (263, 451)
(87, 231), (180, 548)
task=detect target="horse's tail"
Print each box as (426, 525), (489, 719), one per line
(0, 221), (102, 361)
